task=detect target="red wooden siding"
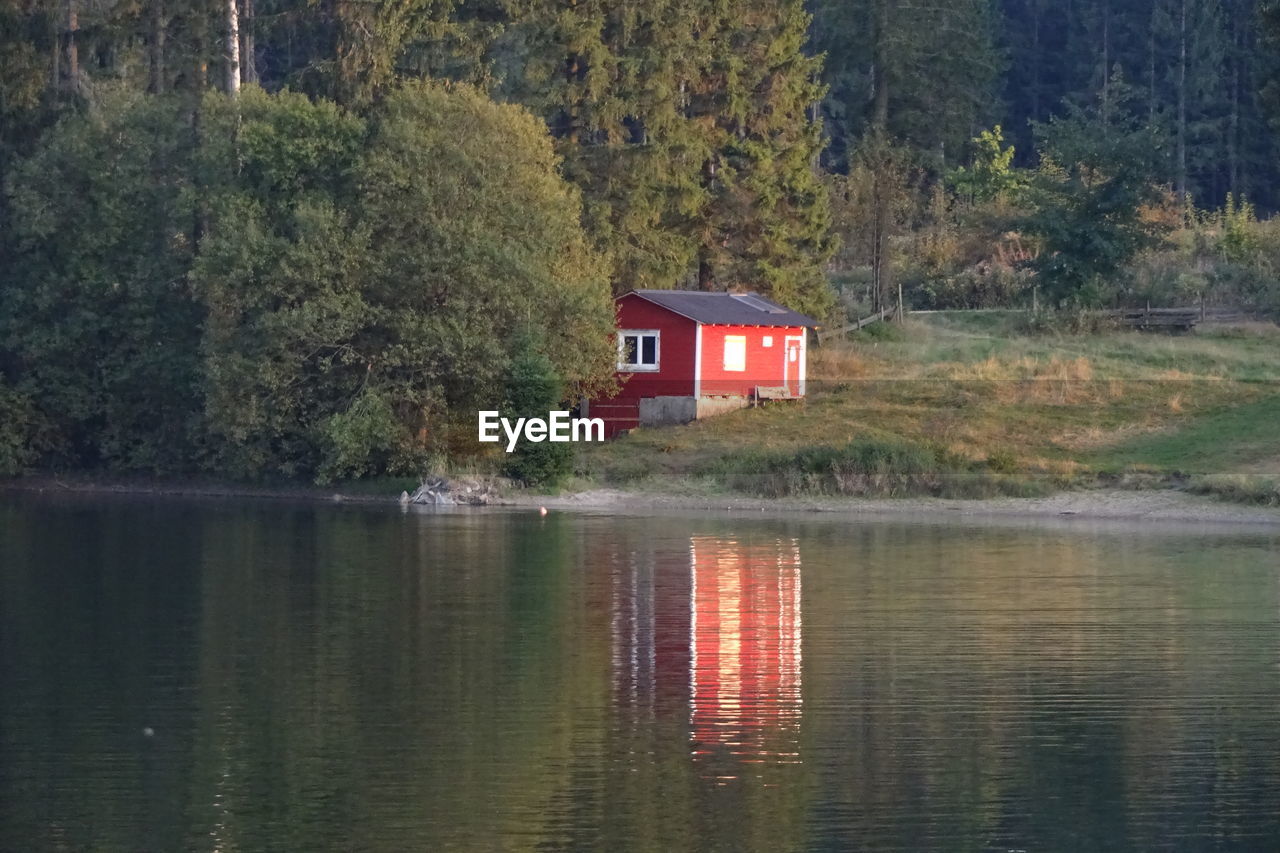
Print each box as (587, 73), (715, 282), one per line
(589, 292), (809, 437)
(613, 293), (699, 398)
(590, 293), (698, 436)
(698, 324), (805, 396)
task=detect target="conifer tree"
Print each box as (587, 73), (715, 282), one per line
(491, 0), (707, 293)
(1150, 0), (1228, 208)
(812, 0), (1003, 170)
(692, 0), (835, 316)
(491, 0), (833, 313)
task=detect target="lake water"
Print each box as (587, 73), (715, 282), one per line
(1, 495), (1278, 852)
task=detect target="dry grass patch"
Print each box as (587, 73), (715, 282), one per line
(810, 346), (871, 380)
(1190, 474), (1280, 506)
(576, 317), (1280, 502)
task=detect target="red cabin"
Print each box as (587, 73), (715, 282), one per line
(586, 290), (818, 437)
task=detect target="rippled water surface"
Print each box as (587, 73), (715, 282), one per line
(2, 495), (1279, 851)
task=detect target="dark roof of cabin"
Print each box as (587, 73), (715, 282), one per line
(626, 289), (819, 328)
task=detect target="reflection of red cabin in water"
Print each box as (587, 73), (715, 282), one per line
(689, 537), (803, 765)
(586, 290), (819, 438)
(601, 534), (803, 775)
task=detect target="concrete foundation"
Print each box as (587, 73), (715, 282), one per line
(637, 391), (752, 425)
(695, 395), (751, 418)
(638, 396), (698, 427)
(618, 394), (753, 429)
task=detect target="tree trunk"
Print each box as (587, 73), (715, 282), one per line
(868, 134), (893, 315)
(869, 0), (890, 313)
(50, 16), (60, 90)
(1101, 0), (1110, 123)
(225, 0), (241, 94)
(871, 166), (889, 313)
(149, 0), (166, 93)
(190, 0), (209, 249)
(192, 102), (206, 250)
(1031, 0), (1041, 122)
(699, 155), (718, 291)
(1148, 11), (1156, 123)
(241, 0), (256, 85)
(871, 0), (889, 131)
(193, 0), (208, 90)
(1177, 0), (1188, 209)
(698, 249), (714, 291)
(64, 0), (78, 91)
(1229, 8), (1241, 194)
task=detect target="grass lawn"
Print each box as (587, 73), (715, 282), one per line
(1088, 393), (1280, 474)
(573, 312), (1280, 500)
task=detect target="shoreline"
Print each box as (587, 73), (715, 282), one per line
(502, 486), (1280, 527)
(0, 475), (397, 505)
(4, 474), (1279, 527)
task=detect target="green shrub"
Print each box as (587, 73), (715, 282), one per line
(1217, 194), (1260, 263)
(986, 448), (1019, 474)
(2, 84), (616, 482)
(1123, 248), (1207, 307)
(502, 336), (573, 488)
(316, 390), (409, 484)
(1019, 308), (1119, 335)
(907, 261), (1034, 310)
(0, 381), (38, 476)
(1208, 262), (1280, 318)
(849, 320), (907, 342)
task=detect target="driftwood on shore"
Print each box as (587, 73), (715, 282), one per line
(403, 476), (502, 506)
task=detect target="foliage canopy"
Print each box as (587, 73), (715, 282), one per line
(1, 83), (616, 480)
(1021, 84), (1170, 304)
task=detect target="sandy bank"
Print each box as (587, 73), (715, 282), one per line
(4, 476), (1278, 527)
(503, 487), (1280, 527)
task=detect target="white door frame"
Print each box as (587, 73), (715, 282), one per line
(783, 334), (803, 395)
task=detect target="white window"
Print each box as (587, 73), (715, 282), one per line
(723, 335), (746, 372)
(762, 335), (773, 348)
(618, 330), (660, 371)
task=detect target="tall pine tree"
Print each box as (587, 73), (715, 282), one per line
(692, 0), (835, 316)
(492, 0), (708, 292)
(481, 0), (834, 312)
(812, 0), (1003, 170)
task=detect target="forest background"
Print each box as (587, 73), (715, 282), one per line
(3, 0), (1280, 483)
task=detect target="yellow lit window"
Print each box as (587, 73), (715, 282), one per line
(723, 336), (746, 372)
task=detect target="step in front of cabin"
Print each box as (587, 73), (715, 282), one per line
(754, 385), (802, 403)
